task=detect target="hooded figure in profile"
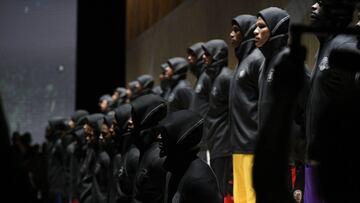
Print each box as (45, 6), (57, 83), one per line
(201, 39), (233, 194)
(130, 94), (168, 203)
(112, 104), (139, 203)
(99, 94), (114, 113)
(228, 14), (264, 203)
(47, 116), (69, 203)
(79, 113), (110, 203)
(112, 87), (128, 108)
(305, 1), (360, 202)
(163, 57), (193, 112)
(251, 7), (305, 203)
(159, 110), (222, 203)
(187, 42), (211, 117)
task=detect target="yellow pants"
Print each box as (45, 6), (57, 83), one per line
(232, 154), (256, 203)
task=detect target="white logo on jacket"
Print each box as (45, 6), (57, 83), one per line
(267, 68), (274, 82)
(195, 84), (202, 93)
(211, 87), (217, 96)
(238, 69), (246, 78)
(319, 57), (329, 71)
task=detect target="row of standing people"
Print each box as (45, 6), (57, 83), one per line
(46, 1), (360, 203)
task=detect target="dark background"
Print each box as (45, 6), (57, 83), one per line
(0, 0), (125, 144)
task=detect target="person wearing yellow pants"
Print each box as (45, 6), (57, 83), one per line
(228, 14), (264, 203)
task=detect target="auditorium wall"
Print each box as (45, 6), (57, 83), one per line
(126, 0), (317, 86)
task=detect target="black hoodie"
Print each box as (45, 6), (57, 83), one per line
(252, 7), (294, 203)
(137, 74), (155, 97)
(79, 113), (110, 203)
(159, 110), (222, 203)
(164, 57), (193, 112)
(47, 117), (68, 197)
(201, 39), (233, 158)
(188, 42), (212, 117)
(229, 14), (265, 154)
(305, 2), (360, 202)
(130, 94), (167, 203)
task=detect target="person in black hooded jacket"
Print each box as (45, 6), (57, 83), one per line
(46, 116), (69, 203)
(127, 80), (140, 102)
(228, 14), (264, 203)
(136, 74), (155, 96)
(79, 113), (110, 203)
(99, 94), (114, 113)
(163, 57), (193, 112)
(112, 104), (140, 203)
(304, 1), (360, 202)
(130, 94), (168, 203)
(112, 87), (128, 108)
(66, 109), (89, 202)
(251, 7), (301, 203)
(201, 39), (233, 197)
(187, 42), (211, 117)
(159, 110), (222, 203)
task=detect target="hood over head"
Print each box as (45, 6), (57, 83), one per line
(257, 7), (290, 60)
(114, 87), (127, 103)
(232, 15), (257, 62)
(71, 110), (89, 126)
(115, 87), (127, 97)
(114, 104), (133, 153)
(131, 94), (167, 131)
(114, 104), (132, 135)
(84, 113), (104, 134)
(137, 74), (154, 90)
(167, 57), (189, 82)
(128, 80), (140, 100)
(99, 94), (114, 111)
(187, 42), (205, 78)
(202, 39), (228, 79)
(158, 110), (203, 172)
(131, 94), (168, 151)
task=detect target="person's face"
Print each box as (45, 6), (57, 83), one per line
(126, 116), (134, 132)
(135, 81), (142, 92)
(99, 123), (111, 144)
(68, 120), (76, 129)
(310, 1), (324, 26)
(112, 91), (119, 101)
(164, 67), (174, 79)
(293, 189), (302, 203)
(126, 88), (132, 99)
(99, 100), (108, 112)
(230, 24), (243, 47)
(187, 52), (197, 65)
(110, 118), (118, 136)
(84, 123), (96, 145)
(254, 16), (270, 48)
(203, 52), (213, 65)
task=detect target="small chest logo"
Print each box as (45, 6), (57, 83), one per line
(168, 93), (175, 101)
(195, 84), (202, 93)
(238, 69), (246, 78)
(319, 57), (329, 71)
(211, 87), (217, 96)
(267, 68), (275, 82)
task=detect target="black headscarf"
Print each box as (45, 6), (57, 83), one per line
(257, 7), (290, 61)
(202, 39), (228, 80)
(158, 110), (204, 172)
(232, 15), (257, 62)
(187, 42), (205, 78)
